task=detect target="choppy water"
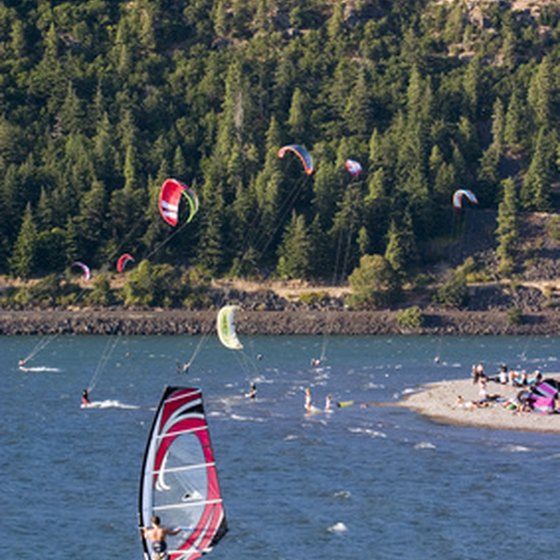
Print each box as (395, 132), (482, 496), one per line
(3, 334), (560, 559)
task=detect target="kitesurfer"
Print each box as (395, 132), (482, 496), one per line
(176, 362), (190, 374)
(325, 394), (333, 412)
(246, 383), (257, 399)
(304, 387), (313, 412)
(81, 389), (90, 406)
(311, 358), (321, 367)
(18, 358), (30, 372)
(142, 515), (181, 560)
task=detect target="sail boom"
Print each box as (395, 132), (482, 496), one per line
(149, 462), (216, 476)
(153, 498), (224, 512)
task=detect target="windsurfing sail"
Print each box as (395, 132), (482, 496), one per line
(139, 386), (227, 560)
(216, 305), (243, 350)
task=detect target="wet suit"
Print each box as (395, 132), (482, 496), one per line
(151, 540), (168, 560)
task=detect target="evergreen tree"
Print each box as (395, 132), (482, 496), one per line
(277, 212), (311, 279)
(504, 89), (524, 152)
(9, 203), (38, 279)
(496, 178), (518, 276)
(520, 127), (555, 211)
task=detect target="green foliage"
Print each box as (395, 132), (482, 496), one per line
(121, 260), (182, 308)
(86, 274), (113, 306)
(396, 306), (424, 330)
(347, 254), (401, 309)
(506, 306), (523, 326)
(547, 216), (560, 241)
(0, 1), (558, 293)
(433, 269), (469, 308)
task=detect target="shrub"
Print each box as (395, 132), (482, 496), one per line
(433, 272), (469, 308)
(347, 254), (401, 309)
(506, 307), (523, 325)
(396, 306), (424, 329)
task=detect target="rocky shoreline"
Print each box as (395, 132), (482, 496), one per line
(1, 308), (560, 336)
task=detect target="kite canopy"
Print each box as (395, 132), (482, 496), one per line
(277, 144), (314, 176)
(216, 305), (243, 350)
(159, 178), (199, 227)
(72, 261), (91, 281)
(345, 159), (363, 177)
(116, 253), (135, 273)
(452, 189), (478, 210)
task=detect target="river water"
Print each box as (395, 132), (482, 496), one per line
(3, 334), (560, 559)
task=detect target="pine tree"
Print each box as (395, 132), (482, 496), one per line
(520, 127), (555, 211)
(504, 89), (524, 152)
(527, 56), (552, 128)
(495, 178), (518, 276)
(9, 203), (38, 279)
(277, 212), (311, 279)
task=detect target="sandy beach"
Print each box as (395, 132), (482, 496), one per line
(400, 377), (560, 433)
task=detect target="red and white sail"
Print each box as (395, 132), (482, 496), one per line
(139, 387), (227, 559)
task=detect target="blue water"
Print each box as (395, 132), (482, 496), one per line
(3, 334), (560, 559)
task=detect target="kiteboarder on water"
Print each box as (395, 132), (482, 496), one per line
(81, 389), (90, 406)
(176, 362), (191, 374)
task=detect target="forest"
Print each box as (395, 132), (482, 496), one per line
(1, 0), (560, 307)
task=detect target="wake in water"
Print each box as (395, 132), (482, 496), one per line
(81, 400), (139, 410)
(19, 366), (61, 372)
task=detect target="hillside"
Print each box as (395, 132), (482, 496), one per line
(1, 0), (560, 310)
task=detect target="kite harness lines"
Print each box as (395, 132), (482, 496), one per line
(139, 386), (227, 560)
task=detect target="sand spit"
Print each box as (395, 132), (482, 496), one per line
(400, 377), (560, 433)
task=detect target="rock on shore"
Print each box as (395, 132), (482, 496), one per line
(1, 308), (560, 335)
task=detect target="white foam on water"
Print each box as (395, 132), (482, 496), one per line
(81, 400), (139, 410)
(502, 444), (531, 453)
(348, 427), (387, 439)
(327, 522), (348, 534)
(414, 442), (436, 450)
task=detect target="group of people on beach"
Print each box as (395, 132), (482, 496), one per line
(455, 362), (560, 414)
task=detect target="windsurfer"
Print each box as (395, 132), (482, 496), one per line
(81, 389), (90, 406)
(142, 515), (181, 560)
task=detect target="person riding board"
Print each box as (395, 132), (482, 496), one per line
(142, 515), (181, 560)
(81, 389), (90, 406)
